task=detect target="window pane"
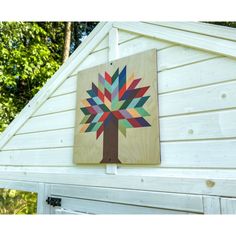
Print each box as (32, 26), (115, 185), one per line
(0, 188), (37, 214)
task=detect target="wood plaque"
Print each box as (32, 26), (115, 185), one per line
(73, 49), (160, 164)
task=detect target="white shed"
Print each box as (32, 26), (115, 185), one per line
(1, 21), (236, 214)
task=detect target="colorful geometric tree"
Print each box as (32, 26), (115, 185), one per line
(79, 65), (151, 163)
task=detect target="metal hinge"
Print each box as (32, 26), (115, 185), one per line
(46, 197), (62, 207)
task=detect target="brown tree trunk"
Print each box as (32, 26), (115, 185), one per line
(62, 22), (72, 63)
(101, 116), (121, 163)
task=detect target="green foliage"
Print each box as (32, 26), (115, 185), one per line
(0, 22), (62, 132)
(0, 22), (98, 214)
(204, 22), (236, 28)
(0, 22), (98, 133)
(0, 189), (37, 214)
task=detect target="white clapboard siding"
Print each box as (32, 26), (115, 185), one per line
(2, 167), (236, 197)
(50, 76), (77, 97)
(158, 45), (218, 72)
(51, 196), (193, 214)
(2, 128), (74, 150)
(161, 139), (236, 168)
(0, 179), (38, 193)
(20, 107), (236, 142)
(2, 139), (236, 168)
(159, 57), (236, 94)
(160, 109), (236, 141)
(18, 110), (75, 134)
(221, 198), (236, 214)
(114, 22), (236, 58)
(0, 148), (73, 166)
(51, 48), (219, 98)
(118, 30), (140, 44)
(118, 36), (173, 58)
(33, 93), (76, 116)
(151, 22), (236, 42)
(93, 30), (139, 52)
(159, 80), (236, 117)
(74, 48), (108, 73)
(93, 35), (108, 52)
(51, 184), (203, 213)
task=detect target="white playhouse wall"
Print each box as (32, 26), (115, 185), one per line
(1, 22), (236, 214)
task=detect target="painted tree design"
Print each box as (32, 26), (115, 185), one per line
(80, 65), (151, 163)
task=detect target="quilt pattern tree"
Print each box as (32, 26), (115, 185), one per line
(79, 65), (151, 163)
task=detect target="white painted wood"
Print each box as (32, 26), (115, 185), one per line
(0, 148), (74, 166)
(2, 139), (236, 168)
(33, 93), (76, 116)
(18, 110), (75, 134)
(161, 139), (236, 168)
(159, 81), (236, 117)
(37, 183), (45, 214)
(1, 167), (236, 197)
(160, 109), (236, 141)
(0, 179), (38, 192)
(74, 48), (109, 73)
(3, 128), (74, 150)
(19, 107), (236, 141)
(118, 30), (139, 44)
(33, 79), (236, 119)
(51, 184), (203, 212)
(106, 164), (117, 175)
(43, 184), (52, 214)
(51, 196), (191, 214)
(221, 198), (236, 214)
(51, 76), (77, 97)
(158, 45), (218, 72)
(114, 22), (236, 58)
(203, 196), (221, 214)
(54, 208), (84, 214)
(51, 43), (224, 99)
(109, 27), (119, 61)
(158, 57), (236, 94)
(93, 35), (108, 52)
(119, 36), (172, 58)
(150, 22), (236, 42)
(0, 22), (112, 150)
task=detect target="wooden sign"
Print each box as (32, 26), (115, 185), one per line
(73, 49), (160, 164)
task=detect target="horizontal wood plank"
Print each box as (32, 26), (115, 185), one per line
(1, 167), (236, 197)
(160, 109), (236, 141)
(159, 57), (236, 94)
(33, 93), (76, 116)
(51, 184), (203, 212)
(0, 148), (74, 166)
(158, 45), (218, 72)
(93, 35), (108, 51)
(52, 196), (190, 214)
(159, 80), (236, 117)
(18, 110), (75, 134)
(2, 138), (236, 168)
(114, 22), (236, 59)
(3, 129), (74, 150)
(161, 139), (236, 168)
(119, 36), (172, 58)
(0, 179), (38, 192)
(118, 30), (140, 43)
(149, 22), (236, 42)
(74, 48), (108, 73)
(21, 106), (236, 142)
